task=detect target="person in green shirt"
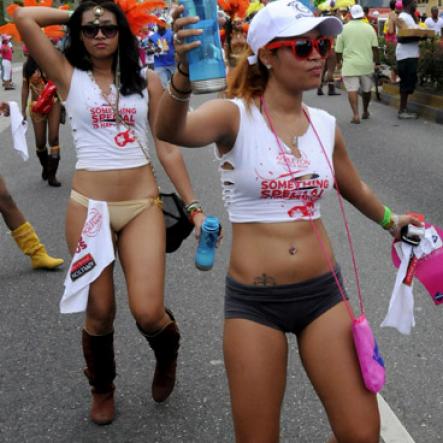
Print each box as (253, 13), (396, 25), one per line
(335, 4), (380, 123)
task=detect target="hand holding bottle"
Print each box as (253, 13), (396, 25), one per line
(170, 5), (202, 68)
(195, 215), (221, 271)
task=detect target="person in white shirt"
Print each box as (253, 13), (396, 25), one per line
(396, 0), (420, 119)
(424, 7), (443, 36)
(157, 1), (422, 441)
(14, 1), (204, 426)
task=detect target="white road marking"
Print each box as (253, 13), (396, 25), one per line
(378, 394), (416, 443)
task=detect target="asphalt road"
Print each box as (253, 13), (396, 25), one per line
(1, 68), (443, 442)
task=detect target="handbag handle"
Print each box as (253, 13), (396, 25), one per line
(260, 97), (364, 320)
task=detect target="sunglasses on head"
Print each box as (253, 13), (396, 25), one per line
(266, 37), (333, 60)
(81, 24), (119, 39)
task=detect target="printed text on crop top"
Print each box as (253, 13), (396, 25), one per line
(64, 68), (151, 171)
(215, 98), (336, 223)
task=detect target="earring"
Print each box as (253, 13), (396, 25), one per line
(265, 64), (272, 70)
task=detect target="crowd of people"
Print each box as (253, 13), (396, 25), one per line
(0, 0), (434, 440)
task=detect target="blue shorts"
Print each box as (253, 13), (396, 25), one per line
(224, 268), (346, 336)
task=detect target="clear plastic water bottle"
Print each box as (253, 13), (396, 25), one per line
(179, 0), (227, 94)
(195, 215), (220, 271)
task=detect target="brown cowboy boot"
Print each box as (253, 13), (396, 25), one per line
(137, 309), (180, 403)
(82, 330), (116, 425)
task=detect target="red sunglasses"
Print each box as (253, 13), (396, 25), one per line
(266, 37), (333, 60)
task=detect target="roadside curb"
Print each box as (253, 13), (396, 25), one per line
(380, 83), (443, 124)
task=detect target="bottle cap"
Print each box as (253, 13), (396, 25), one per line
(204, 215), (220, 230)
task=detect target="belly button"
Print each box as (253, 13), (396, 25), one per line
(289, 244), (297, 255)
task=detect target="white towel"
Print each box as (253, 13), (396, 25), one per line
(60, 200), (115, 314)
(381, 241), (415, 335)
(381, 227), (441, 334)
(8, 101), (29, 161)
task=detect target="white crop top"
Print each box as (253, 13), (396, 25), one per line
(64, 68), (151, 171)
(215, 98), (336, 223)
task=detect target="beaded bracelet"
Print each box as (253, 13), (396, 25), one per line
(185, 200), (203, 213)
(171, 74), (192, 95)
(166, 82), (190, 103)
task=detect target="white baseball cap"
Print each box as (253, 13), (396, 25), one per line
(350, 4), (365, 19)
(247, 0), (343, 65)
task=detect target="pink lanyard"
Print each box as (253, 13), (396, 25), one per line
(260, 96), (364, 320)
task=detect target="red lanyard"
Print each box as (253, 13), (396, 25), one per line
(260, 96), (364, 320)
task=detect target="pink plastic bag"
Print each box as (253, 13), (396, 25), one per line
(352, 315), (386, 393)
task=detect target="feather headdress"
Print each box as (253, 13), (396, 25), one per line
(114, 0), (166, 36)
(218, 0), (250, 19)
(4, 1), (69, 42)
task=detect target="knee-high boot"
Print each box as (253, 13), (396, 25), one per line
(47, 145), (61, 187)
(36, 148), (48, 181)
(11, 221), (64, 269)
(82, 330), (116, 425)
(137, 309), (180, 403)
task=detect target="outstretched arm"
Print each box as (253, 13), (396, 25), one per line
(333, 127), (422, 236)
(13, 7), (72, 98)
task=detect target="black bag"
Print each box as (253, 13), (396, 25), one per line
(161, 192), (194, 253)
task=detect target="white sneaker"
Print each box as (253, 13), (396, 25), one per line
(398, 111), (418, 119)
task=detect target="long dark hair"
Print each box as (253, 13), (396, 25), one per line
(23, 56), (46, 81)
(23, 56), (38, 79)
(63, 0), (146, 96)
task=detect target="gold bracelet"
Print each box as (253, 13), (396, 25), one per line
(166, 83), (190, 103)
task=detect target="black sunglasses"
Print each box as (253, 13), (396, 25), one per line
(81, 24), (119, 39)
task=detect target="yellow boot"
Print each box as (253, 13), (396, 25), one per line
(11, 222), (64, 269)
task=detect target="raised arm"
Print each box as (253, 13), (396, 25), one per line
(147, 70), (205, 228)
(13, 7), (72, 97)
(155, 5), (238, 150)
(333, 127), (422, 236)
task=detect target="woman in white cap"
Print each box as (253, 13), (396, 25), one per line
(157, 0), (421, 441)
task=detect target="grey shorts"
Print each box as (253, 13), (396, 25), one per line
(225, 268), (346, 336)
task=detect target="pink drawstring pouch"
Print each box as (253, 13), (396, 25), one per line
(352, 315), (386, 393)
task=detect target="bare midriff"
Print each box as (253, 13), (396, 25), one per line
(71, 164), (158, 201)
(229, 219), (335, 286)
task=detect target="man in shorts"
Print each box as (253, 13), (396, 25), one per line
(395, 0), (420, 119)
(335, 5), (380, 124)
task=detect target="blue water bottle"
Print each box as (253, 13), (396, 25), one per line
(179, 0), (227, 94)
(195, 215), (220, 271)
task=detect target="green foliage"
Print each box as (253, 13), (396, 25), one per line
(418, 37), (443, 91)
(379, 35), (443, 91)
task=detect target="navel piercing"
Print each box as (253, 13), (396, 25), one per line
(289, 244), (297, 255)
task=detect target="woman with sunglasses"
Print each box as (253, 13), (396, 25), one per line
(14, 0), (204, 425)
(157, 1), (421, 441)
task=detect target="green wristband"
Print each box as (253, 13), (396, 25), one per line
(380, 205), (392, 229)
